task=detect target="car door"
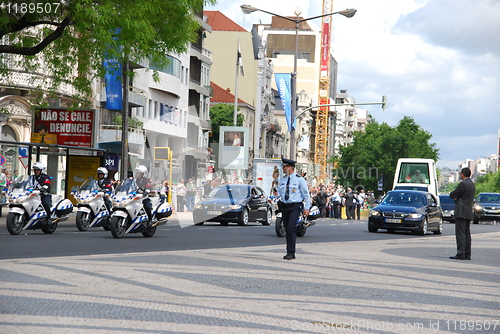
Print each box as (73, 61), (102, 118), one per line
(426, 194), (440, 226)
(248, 186), (266, 220)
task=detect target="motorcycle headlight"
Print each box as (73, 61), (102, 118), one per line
(369, 210), (380, 216)
(407, 213), (423, 219)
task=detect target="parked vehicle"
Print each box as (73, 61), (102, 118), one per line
(368, 190), (442, 235)
(393, 158), (439, 201)
(193, 184), (272, 226)
(109, 178), (172, 238)
(439, 195), (455, 223)
(275, 205), (320, 237)
(71, 178), (111, 231)
(473, 193), (500, 224)
(5, 175), (73, 235)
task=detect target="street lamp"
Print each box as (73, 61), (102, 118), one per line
(241, 5), (356, 159)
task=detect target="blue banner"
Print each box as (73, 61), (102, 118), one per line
(104, 30), (122, 110)
(275, 73), (294, 132)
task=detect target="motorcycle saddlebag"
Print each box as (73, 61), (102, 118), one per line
(156, 202), (173, 219)
(308, 205), (321, 221)
(55, 199), (74, 216)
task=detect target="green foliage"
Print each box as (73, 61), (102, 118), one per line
(209, 103), (244, 143)
(0, 0), (215, 106)
(332, 116), (439, 194)
(474, 171), (500, 194)
(113, 115), (143, 129)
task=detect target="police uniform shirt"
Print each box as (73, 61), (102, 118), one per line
(278, 172), (311, 208)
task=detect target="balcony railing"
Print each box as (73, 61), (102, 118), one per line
(100, 83), (147, 108)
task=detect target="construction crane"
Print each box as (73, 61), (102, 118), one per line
(314, 0), (334, 181)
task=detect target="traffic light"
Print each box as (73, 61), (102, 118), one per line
(382, 95), (388, 110)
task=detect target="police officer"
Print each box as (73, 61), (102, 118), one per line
(96, 167), (113, 211)
(134, 165), (153, 222)
(31, 162), (52, 224)
(275, 158), (311, 260)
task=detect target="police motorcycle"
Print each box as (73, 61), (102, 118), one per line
(109, 178), (172, 238)
(5, 175), (73, 235)
(274, 199), (320, 237)
(71, 178), (111, 231)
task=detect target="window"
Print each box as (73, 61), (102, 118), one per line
(397, 163), (430, 184)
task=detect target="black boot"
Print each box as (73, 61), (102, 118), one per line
(283, 252), (295, 260)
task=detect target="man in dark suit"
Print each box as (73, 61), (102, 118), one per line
(344, 188), (356, 220)
(449, 167), (476, 260)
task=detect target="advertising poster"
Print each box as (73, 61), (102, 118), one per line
(219, 126), (249, 170)
(33, 108), (95, 148)
(66, 156), (102, 204)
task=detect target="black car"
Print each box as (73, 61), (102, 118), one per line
(193, 184), (272, 226)
(368, 190), (443, 235)
(439, 195), (455, 223)
(473, 193), (500, 224)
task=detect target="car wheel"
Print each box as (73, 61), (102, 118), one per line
(368, 225), (378, 233)
(238, 208), (249, 226)
(433, 217), (443, 235)
(473, 215), (479, 224)
(262, 209), (272, 225)
(419, 217), (428, 236)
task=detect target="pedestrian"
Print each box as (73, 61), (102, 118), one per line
(176, 178), (187, 212)
(185, 178), (197, 212)
(449, 167), (475, 260)
(274, 157), (311, 260)
(331, 188), (341, 218)
(159, 180), (169, 204)
(314, 185), (328, 218)
(355, 191), (363, 220)
(344, 188), (356, 220)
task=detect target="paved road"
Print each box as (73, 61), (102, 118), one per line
(0, 213), (499, 333)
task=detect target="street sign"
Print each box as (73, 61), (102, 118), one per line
(154, 147), (171, 160)
(18, 146), (29, 157)
(0, 155), (5, 166)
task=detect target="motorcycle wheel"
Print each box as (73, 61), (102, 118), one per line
(296, 225), (307, 237)
(75, 211), (91, 231)
(42, 221), (58, 234)
(6, 212), (25, 235)
(275, 216), (285, 237)
(141, 225), (157, 237)
(110, 216), (128, 239)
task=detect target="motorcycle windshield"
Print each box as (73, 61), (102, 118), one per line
(115, 178), (139, 194)
(79, 178), (99, 192)
(11, 175), (38, 190)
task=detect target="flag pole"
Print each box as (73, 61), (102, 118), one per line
(234, 37), (240, 126)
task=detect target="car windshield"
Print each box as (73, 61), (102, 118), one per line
(477, 194), (500, 203)
(382, 192), (427, 207)
(115, 178), (138, 194)
(78, 178), (99, 192)
(439, 196), (455, 204)
(208, 185), (250, 200)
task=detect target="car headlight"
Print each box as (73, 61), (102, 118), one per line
(407, 213), (423, 219)
(228, 204), (243, 210)
(194, 204), (203, 209)
(474, 205), (483, 213)
(369, 210), (380, 216)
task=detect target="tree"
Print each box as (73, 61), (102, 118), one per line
(332, 116), (439, 194)
(475, 171), (500, 194)
(209, 103), (244, 143)
(0, 0), (215, 105)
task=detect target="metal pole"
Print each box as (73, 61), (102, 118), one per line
(120, 59), (129, 181)
(289, 20), (299, 160)
(254, 46), (263, 159)
(234, 37), (240, 126)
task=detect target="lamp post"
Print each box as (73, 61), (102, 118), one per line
(241, 5), (356, 159)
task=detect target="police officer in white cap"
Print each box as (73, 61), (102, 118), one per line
(275, 157), (311, 260)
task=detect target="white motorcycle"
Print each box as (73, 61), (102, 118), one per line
(274, 204), (320, 237)
(6, 175), (73, 235)
(109, 178), (172, 239)
(71, 178), (111, 232)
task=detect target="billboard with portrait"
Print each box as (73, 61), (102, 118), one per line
(219, 126), (249, 170)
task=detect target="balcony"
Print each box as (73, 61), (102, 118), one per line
(98, 125), (146, 158)
(100, 84), (147, 108)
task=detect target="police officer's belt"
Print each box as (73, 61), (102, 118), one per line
(282, 202), (302, 207)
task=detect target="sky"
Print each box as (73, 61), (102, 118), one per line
(207, 0), (500, 169)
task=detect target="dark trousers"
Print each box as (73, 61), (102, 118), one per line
(282, 204), (302, 253)
(318, 204), (327, 218)
(346, 205), (355, 219)
(143, 198), (152, 221)
(455, 217), (471, 256)
(355, 204), (361, 220)
(41, 194), (52, 218)
(177, 195), (185, 212)
(333, 202), (341, 218)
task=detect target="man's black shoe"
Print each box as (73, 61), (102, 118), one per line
(283, 252), (295, 260)
(465, 256), (471, 260)
(449, 254), (466, 260)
